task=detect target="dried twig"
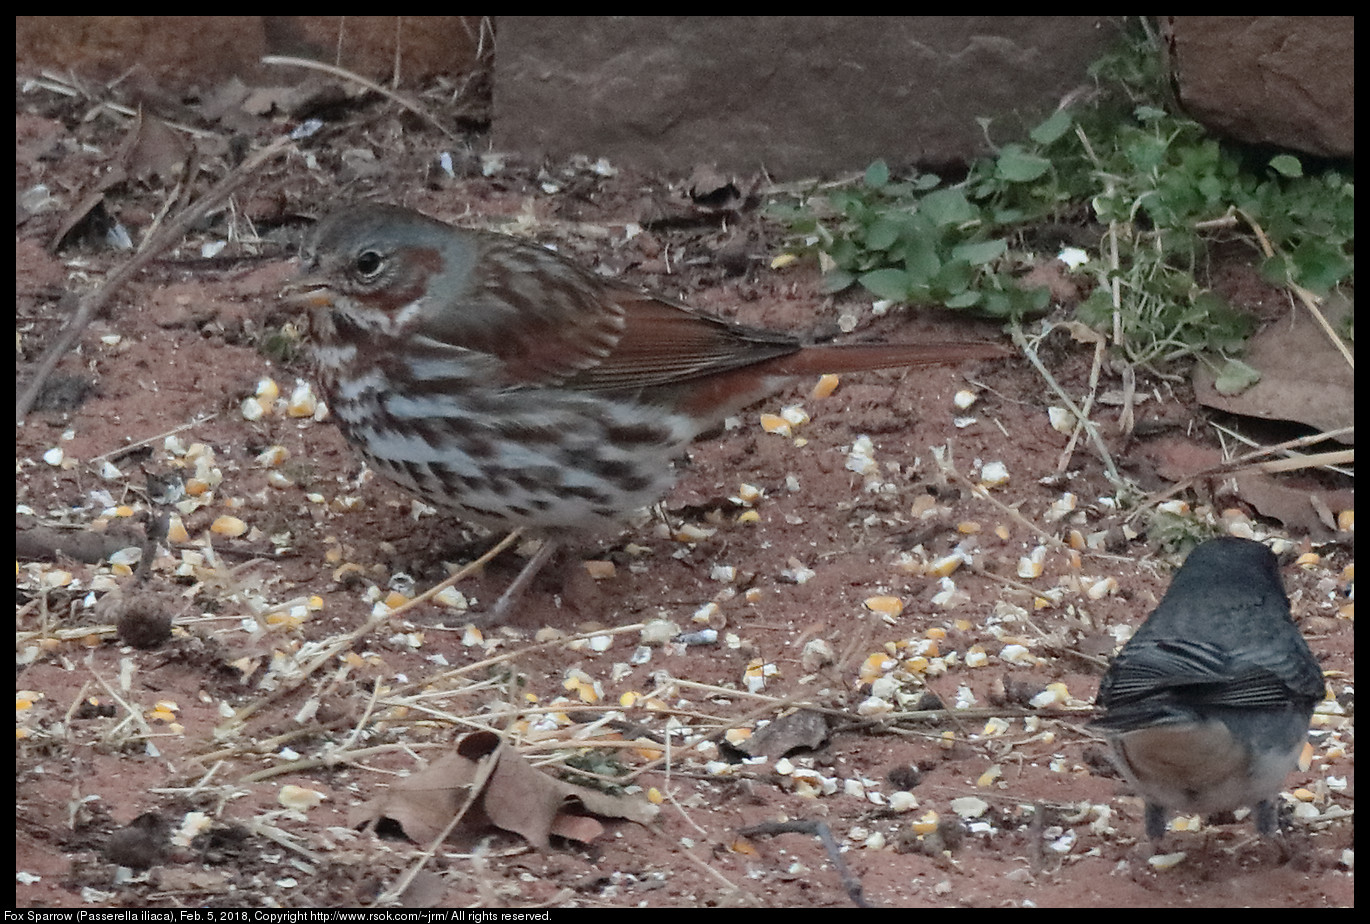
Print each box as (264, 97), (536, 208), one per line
(262, 54), (460, 142)
(740, 819), (868, 907)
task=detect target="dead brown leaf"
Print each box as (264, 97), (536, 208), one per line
(348, 731), (658, 849)
(1193, 296), (1354, 440)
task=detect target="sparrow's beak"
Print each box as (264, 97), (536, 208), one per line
(279, 274), (335, 309)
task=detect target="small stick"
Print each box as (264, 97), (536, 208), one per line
(740, 819), (869, 907)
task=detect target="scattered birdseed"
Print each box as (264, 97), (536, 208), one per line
(1147, 852), (1187, 870)
(1048, 406), (1073, 433)
(810, 374), (840, 399)
(978, 460), (1010, 488)
(278, 785), (326, 811)
(864, 596), (904, 616)
(950, 796), (989, 818)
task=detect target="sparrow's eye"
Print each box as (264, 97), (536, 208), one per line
(353, 250), (384, 279)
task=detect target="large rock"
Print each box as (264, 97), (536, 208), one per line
(1166, 16), (1353, 158)
(493, 17), (1118, 178)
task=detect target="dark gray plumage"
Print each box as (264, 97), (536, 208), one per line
(1092, 537), (1324, 841)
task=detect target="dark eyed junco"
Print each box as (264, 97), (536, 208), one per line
(1091, 537), (1325, 841)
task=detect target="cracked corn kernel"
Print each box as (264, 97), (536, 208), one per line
(1086, 575), (1117, 599)
(264, 610), (303, 630)
(1047, 406), (1073, 433)
(563, 670), (601, 704)
(332, 562), (364, 583)
(759, 413), (792, 436)
(982, 717), (1011, 737)
(210, 516), (247, 538)
(1000, 644), (1033, 664)
(173, 813), (213, 848)
(241, 396), (269, 421)
(911, 811), (940, 834)
(673, 523), (716, 542)
(811, 374), (840, 399)
(1017, 546), (1046, 578)
(286, 380), (318, 418)
(889, 791), (918, 812)
(864, 596), (904, 616)
(710, 564), (737, 583)
(583, 559), (616, 580)
(256, 445), (290, 467)
(42, 570), (74, 588)
(859, 653), (895, 684)
(278, 785), (326, 811)
(433, 586), (466, 609)
(1030, 683), (1070, 708)
(928, 554), (962, 577)
(148, 701), (178, 723)
(724, 727), (752, 746)
(1045, 492), (1077, 522)
(692, 602), (720, 622)
(951, 796), (990, 819)
(743, 659), (777, 693)
(978, 461), (1009, 487)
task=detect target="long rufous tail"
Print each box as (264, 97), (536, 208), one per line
(766, 340), (1012, 376)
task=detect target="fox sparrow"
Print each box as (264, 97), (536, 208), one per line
(284, 203), (1007, 622)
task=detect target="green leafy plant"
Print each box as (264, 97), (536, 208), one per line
(772, 19), (1354, 372)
